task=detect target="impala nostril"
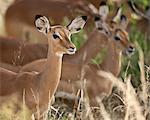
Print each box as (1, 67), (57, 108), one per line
(128, 45), (135, 53)
(68, 47), (76, 53)
(129, 46), (133, 50)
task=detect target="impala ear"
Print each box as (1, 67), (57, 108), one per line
(119, 15), (128, 29)
(67, 16), (87, 34)
(94, 15), (111, 36)
(98, 1), (109, 20)
(35, 15), (51, 34)
(94, 1), (110, 35)
(113, 8), (128, 29)
(113, 7), (122, 23)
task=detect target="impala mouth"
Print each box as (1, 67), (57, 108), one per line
(67, 47), (76, 54)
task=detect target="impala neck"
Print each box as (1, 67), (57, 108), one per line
(64, 29), (108, 64)
(100, 40), (122, 76)
(39, 40), (63, 101)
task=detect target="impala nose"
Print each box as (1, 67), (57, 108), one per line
(68, 47), (76, 54)
(123, 45), (135, 56)
(128, 45), (135, 53)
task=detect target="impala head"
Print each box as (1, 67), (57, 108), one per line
(94, 2), (135, 56)
(35, 15), (87, 55)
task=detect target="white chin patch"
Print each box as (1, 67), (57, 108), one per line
(67, 51), (75, 55)
(123, 50), (133, 57)
(67, 48), (76, 54)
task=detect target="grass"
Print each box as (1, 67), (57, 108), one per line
(0, 95), (31, 120)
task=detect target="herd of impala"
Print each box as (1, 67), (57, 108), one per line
(0, 0), (136, 119)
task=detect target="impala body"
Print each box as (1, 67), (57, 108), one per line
(0, 15), (87, 118)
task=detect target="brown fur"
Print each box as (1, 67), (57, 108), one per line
(0, 23), (77, 116)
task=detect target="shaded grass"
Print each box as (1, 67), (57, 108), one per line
(0, 95), (31, 120)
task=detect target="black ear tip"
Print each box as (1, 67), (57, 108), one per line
(81, 16), (87, 21)
(100, 1), (106, 6)
(121, 14), (127, 20)
(95, 15), (101, 21)
(35, 15), (43, 20)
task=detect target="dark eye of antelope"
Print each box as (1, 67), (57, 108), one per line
(114, 36), (121, 41)
(53, 33), (60, 39)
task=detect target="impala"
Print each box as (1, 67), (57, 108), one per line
(1, 2), (135, 106)
(0, 15), (87, 117)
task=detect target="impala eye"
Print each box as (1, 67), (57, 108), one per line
(53, 34), (60, 39)
(114, 36), (121, 41)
